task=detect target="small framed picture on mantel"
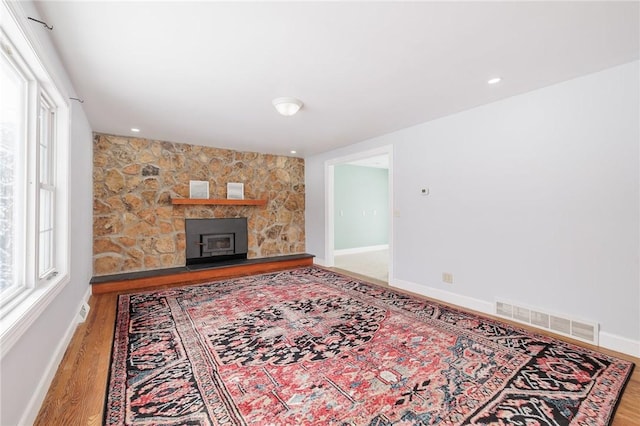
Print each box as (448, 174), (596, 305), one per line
(189, 180), (209, 199)
(227, 182), (244, 200)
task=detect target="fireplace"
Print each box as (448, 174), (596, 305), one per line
(202, 233), (234, 256)
(185, 218), (248, 267)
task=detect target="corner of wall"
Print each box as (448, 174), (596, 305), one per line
(313, 257), (328, 267)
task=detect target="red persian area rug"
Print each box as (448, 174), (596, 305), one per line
(105, 267), (634, 425)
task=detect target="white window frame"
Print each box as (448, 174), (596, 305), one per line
(0, 1), (70, 358)
(38, 91), (57, 280)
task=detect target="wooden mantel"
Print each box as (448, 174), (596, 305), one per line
(171, 198), (267, 206)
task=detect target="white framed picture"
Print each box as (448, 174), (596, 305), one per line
(227, 182), (244, 200)
(189, 180), (209, 199)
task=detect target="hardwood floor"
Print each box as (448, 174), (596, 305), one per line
(35, 274), (640, 425)
(35, 292), (117, 426)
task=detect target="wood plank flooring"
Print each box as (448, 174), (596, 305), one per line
(35, 270), (640, 425)
(35, 292), (117, 426)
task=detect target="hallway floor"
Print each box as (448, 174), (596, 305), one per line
(334, 249), (388, 282)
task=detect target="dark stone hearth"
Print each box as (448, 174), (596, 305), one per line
(89, 253), (315, 284)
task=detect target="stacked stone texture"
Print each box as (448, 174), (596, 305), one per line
(93, 133), (305, 276)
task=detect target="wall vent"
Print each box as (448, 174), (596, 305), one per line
(78, 302), (90, 323)
(495, 299), (598, 345)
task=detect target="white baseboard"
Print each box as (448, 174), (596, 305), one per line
(19, 287), (92, 425)
(391, 278), (640, 358)
(313, 258), (328, 267)
(599, 332), (640, 358)
(334, 244), (389, 256)
(392, 278), (494, 316)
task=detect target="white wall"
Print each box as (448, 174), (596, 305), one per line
(306, 61), (640, 356)
(0, 2), (94, 425)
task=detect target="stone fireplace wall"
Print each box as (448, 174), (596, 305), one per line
(93, 133), (305, 276)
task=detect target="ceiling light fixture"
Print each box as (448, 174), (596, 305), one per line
(131, 127), (140, 132)
(272, 97), (303, 116)
(290, 150), (297, 154)
(487, 77), (502, 85)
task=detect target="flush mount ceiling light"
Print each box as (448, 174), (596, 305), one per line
(131, 127), (140, 132)
(272, 97), (303, 116)
(487, 77), (502, 85)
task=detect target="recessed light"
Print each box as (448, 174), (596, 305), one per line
(488, 77), (502, 85)
(131, 128), (140, 132)
(290, 150), (297, 154)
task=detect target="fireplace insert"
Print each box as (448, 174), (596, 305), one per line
(185, 218), (248, 267)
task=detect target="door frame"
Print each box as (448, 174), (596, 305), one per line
(324, 145), (394, 282)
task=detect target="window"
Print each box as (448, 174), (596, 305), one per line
(0, 27), (28, 305)
(0, 2), (70, 355)
(38, 94), (56, 278)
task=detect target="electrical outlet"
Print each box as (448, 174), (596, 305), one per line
(442, 273), (453, 284)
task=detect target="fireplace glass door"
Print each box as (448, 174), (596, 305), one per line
(201, 233), (235, 256)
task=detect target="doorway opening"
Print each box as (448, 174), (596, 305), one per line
(325, 145), (393, 283)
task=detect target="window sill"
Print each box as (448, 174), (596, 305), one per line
(0, 274), (69, 359)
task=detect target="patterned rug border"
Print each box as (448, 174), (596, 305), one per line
(309, 266), (637, 424)
(103, 266), (635, 425)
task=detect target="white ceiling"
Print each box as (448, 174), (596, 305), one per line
(34, 1), (639, 157)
